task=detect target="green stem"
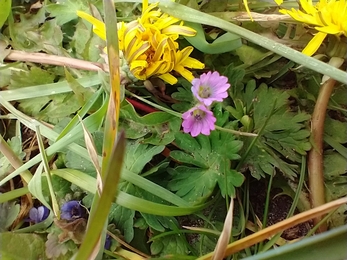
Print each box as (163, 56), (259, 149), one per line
(126, 90), (257, 137)
(308, 78), (336, 233)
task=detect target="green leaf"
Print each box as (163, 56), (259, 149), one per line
(169, 130), (244, 204)
(120, 101), (181, 145)
(235, 45), (272, 66)
(324, 152), (347, 179)
(237, 82), (311, 178)
(324, 116), (347, 144)
(123, 140), (164, 174)
(0, 0), (11, 29)
(184, 22), (242, 54)
(106, 140), (165, 241)
(0, 200), (20, 231)
(0, 233), (48, 260)
(171, 78), (195, 112)
(64, 68), (94, 106)
(28, 164), (52, 210)
(7, 67), (82, 123)
(10, 9), (63, 52)
(243, 225), (347, 260)
(45, 0), (94, 26)
(109, 197), (135, 242)
(150, 233), (189, 256)
(70, 19), (105, 62)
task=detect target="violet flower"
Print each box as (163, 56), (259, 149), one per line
(29, 206), (50, 224)
(182, 104), (216, 137)
(104, 234), (112, 250)
(61, 200), (83, 221)
(191, 71), (230, 106)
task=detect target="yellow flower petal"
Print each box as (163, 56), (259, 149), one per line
(77, 0), (205, 85)
(317, 25), (342, 34)
(274, 0), (284, 5)
(243, 0), (253, 21)
(158, 73), (178, 85)
(279, 0), (347, 56)
(173, 65), (195, 82)
(302, 31), (327, 56)
(162, 25), (196, 36)
(76, 11), (106, 40)
(300, 0), (317, 15)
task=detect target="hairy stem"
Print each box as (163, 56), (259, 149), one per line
(308, 78), (336, 233)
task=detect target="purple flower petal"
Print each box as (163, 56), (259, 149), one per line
(191, 71), (231, 106)
(182, 105), (216, 137)
(61, 200), (83, 221)
(28, 206), (50, 223)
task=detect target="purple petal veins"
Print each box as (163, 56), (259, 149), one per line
(191, 71), (230, 106)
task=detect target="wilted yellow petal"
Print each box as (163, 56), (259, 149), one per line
(302, 31), (327, 56)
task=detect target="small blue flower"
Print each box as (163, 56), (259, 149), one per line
(61, 200), (83, 220)
(29, 206), (50, 223)
(104, 234), (112, 250)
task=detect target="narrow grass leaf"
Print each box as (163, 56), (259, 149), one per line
(212, 199), (234, 260)
(27, 164), (51, 210)
(34, 124), (59, 218)
(56, 83), (104, 141)
(0, 0), (11, 29)
(51, 168), (209, 216)
(79, 116), (102, 196)
(77, 0), (122, 258)
(0, 75), (100, 102)
(74, 132), (126, 260)
(0, 96), (107, 186)
(159, 1), (347, 84)
(0, 187), (29, 203)
(101, 0), (121, 175)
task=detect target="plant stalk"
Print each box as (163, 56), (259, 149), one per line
(5, 50), (106, 71)
(308, 78), (336, 233)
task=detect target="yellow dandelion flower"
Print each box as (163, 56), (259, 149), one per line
(77, 0), (204, 84)
(278, 0), (347, 56)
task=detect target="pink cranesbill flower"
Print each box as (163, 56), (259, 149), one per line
(191, 71), (230, 106)
(182, 104), (216, 137)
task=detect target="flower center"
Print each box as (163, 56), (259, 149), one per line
(198, 85), (211, 98)
(192, 109), (206, 121)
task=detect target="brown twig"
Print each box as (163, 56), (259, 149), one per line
(308, 78), (336, 233)
(4, 50), (107, 72)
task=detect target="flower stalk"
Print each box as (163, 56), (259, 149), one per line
(308, 78), (336, 233)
